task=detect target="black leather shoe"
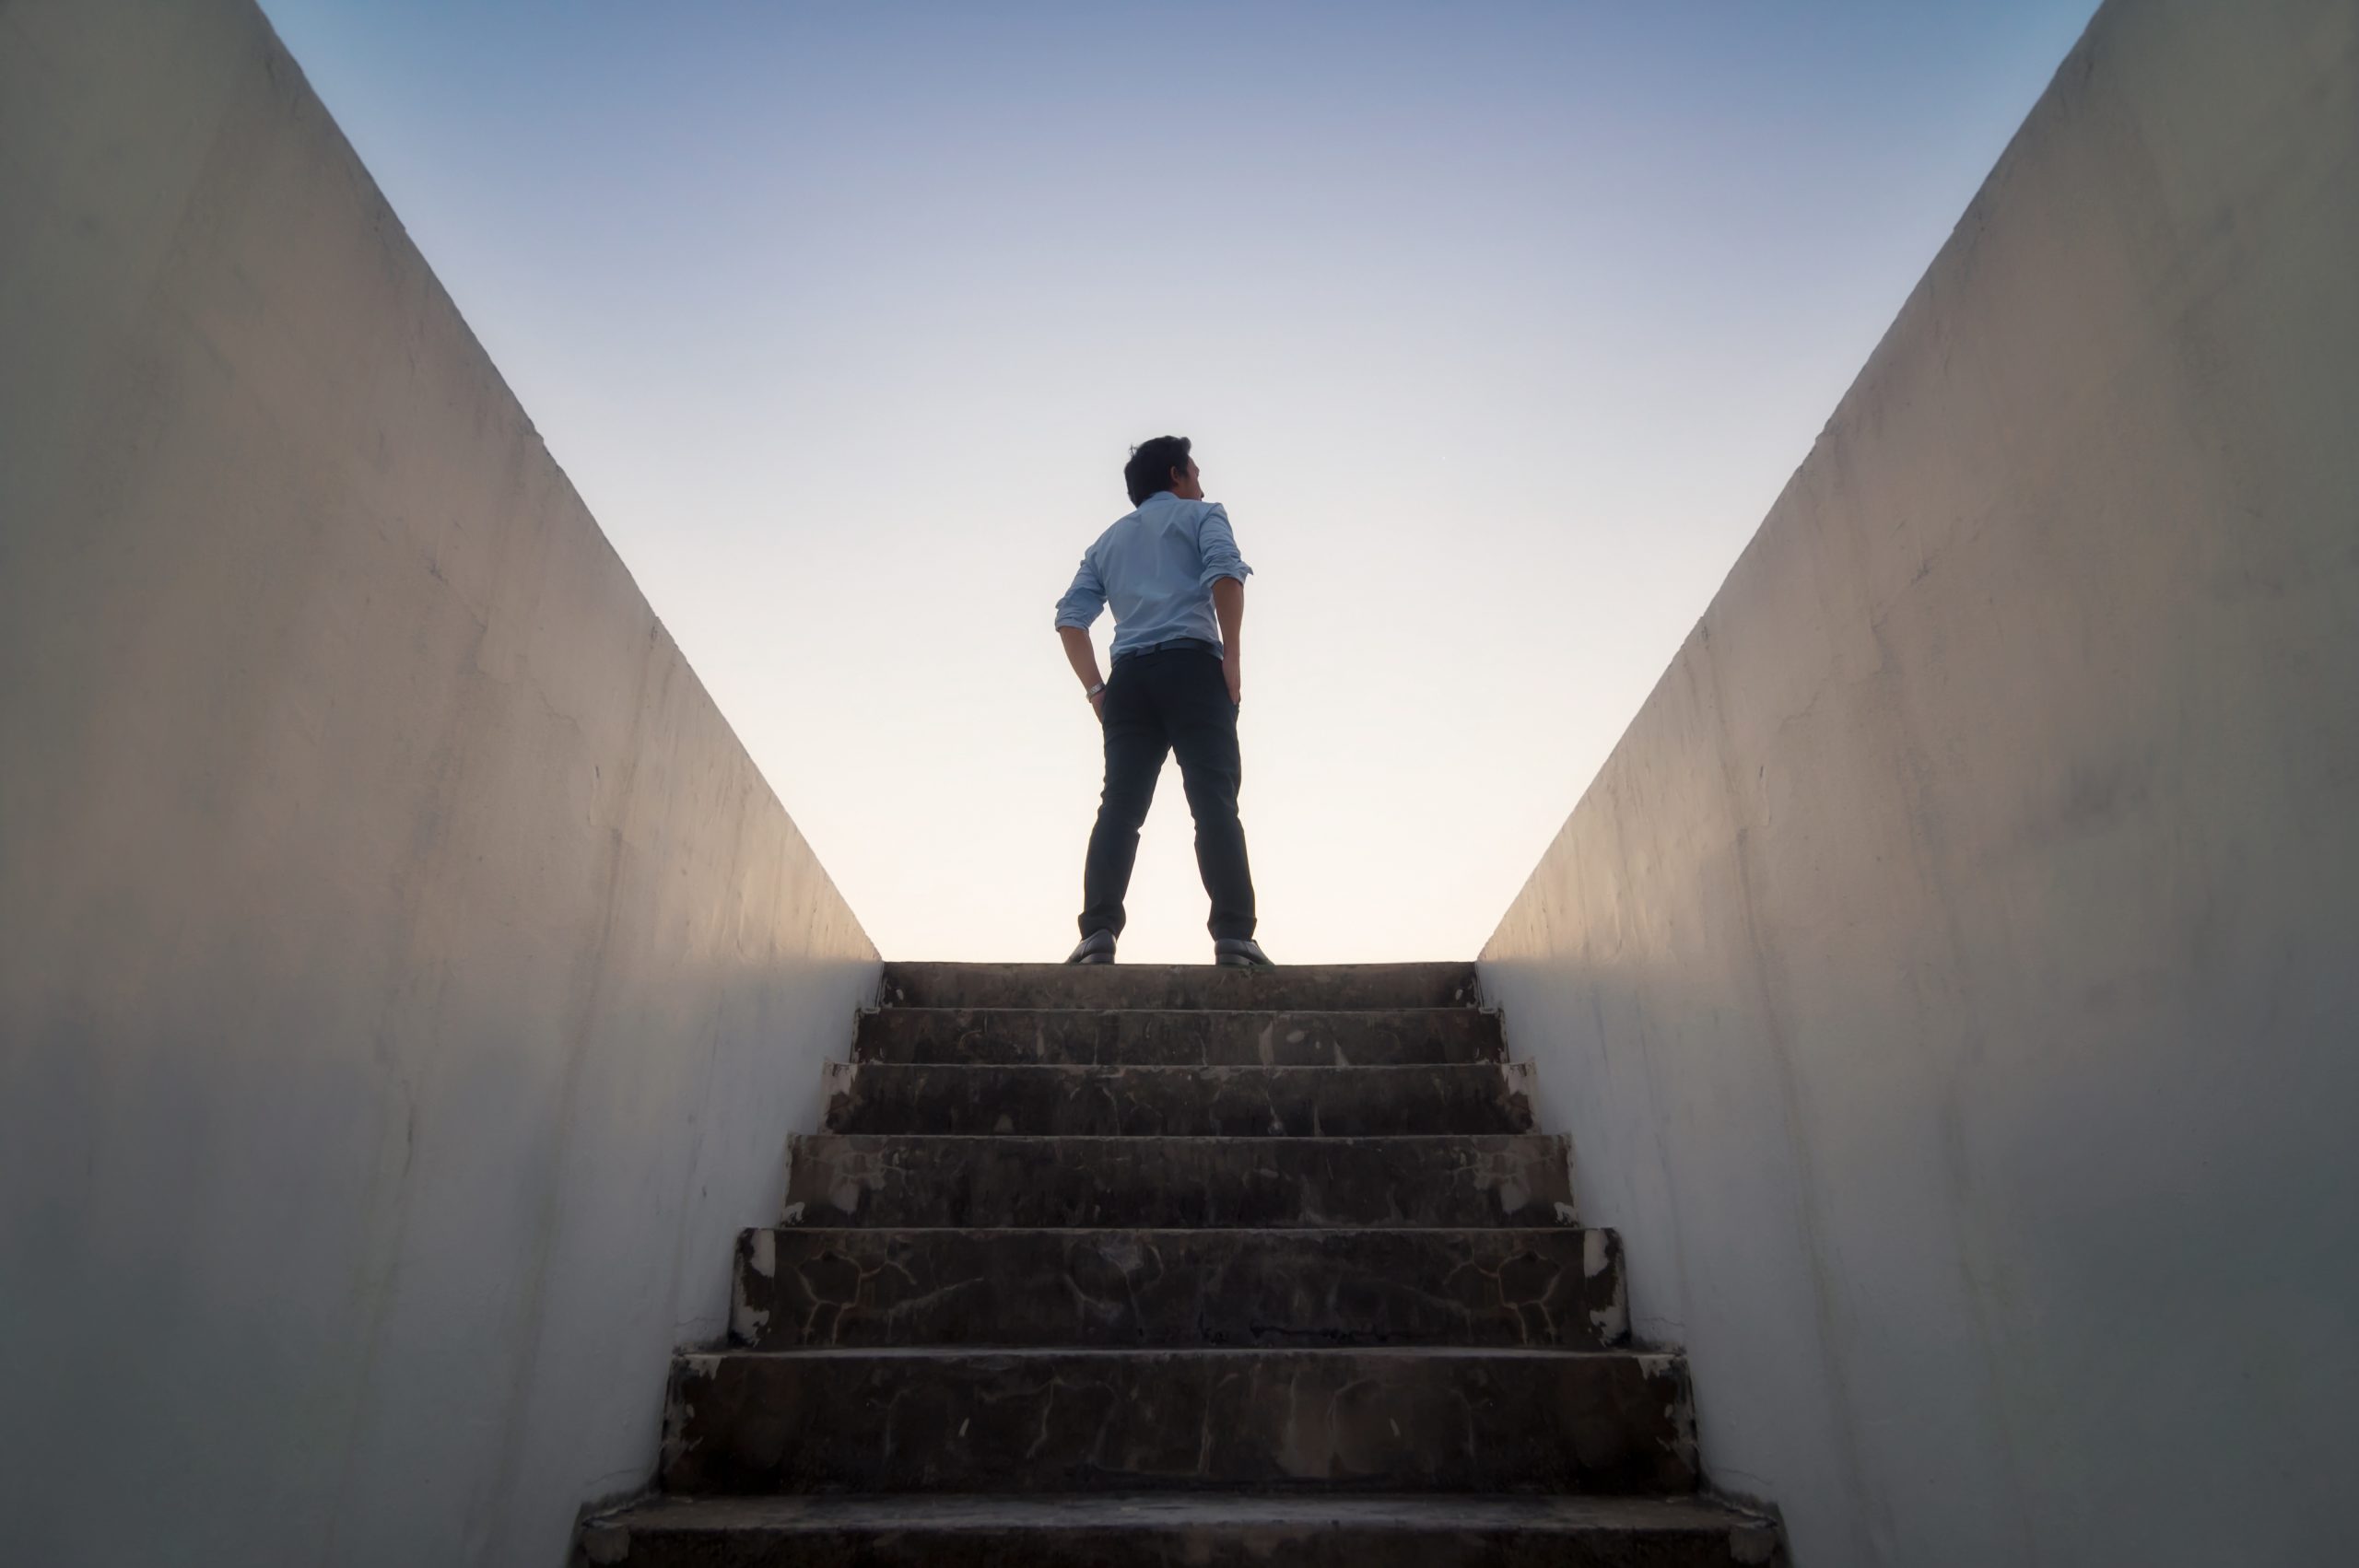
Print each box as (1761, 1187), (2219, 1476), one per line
(1213, 936), (1273, 968)
(1066, 930), (1116, 965)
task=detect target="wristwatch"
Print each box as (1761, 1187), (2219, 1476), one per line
(1086, 683), (1106, 699)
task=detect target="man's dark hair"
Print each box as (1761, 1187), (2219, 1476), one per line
(1123, 435), (1192, 507)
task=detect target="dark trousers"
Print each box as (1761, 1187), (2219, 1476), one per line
(1080, 646), (1257, 941)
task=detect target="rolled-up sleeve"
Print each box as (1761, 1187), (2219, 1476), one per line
(1196, 504), (1253, 591)
(1053, 551), (1106, 630)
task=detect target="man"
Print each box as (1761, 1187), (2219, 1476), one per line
(1053, 436), (1273, 967)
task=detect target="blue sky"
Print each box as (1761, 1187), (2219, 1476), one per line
(259, 0), (2099, 962)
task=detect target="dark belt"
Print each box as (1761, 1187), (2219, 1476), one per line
(1114, 636), (1220, 663)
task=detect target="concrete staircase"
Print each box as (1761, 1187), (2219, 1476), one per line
(581, 963), (1785, 1565)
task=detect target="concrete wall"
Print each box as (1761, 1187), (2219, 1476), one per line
(1479, 1), (2357, 1562)
(0, 2), (879, 1562)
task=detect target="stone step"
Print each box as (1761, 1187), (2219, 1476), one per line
(583, 1493), (1787, 1567)
(782, 1134), (1577, 1229)
(878, 962), (1479, 1012)
(733, 1226), (1627, 1350)
(854, 1005), (1505, 1067)
(659, 1347), (1696, 1496)
(821, 1061), (1536, 1137)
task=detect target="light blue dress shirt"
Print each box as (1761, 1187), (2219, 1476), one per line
(1053, 491), (1254, 660)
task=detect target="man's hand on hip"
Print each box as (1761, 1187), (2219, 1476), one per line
(1210, 577), (1246, 709)
(1059, 626), (1108, 721)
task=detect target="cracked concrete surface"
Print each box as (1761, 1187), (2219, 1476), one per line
(854, 1004), (1507, 1067)
(824, 1061), (1535, 1137)
(662, 1347), (1696, 1494)
(781, 1132), (1576, 1228)
(732, 1226), (1626, 1350)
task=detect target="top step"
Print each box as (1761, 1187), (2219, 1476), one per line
(880, 962), (1481, 1012)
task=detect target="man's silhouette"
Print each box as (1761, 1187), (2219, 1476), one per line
(1054, 436), (1272, 967)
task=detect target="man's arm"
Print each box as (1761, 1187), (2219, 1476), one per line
(1054, 552), (1109, 718)
(1060, 626), (1108, 720)
(1212, 577), (1244, 706)
(1195, 505), (1252, 708)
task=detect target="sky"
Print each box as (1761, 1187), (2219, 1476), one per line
(258, 0), (2098, 964)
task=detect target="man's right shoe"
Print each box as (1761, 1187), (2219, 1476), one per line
(1065, 930), (1117, 965)
(1213, 936), (1274, 968)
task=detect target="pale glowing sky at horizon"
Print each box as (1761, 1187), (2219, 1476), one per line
(260, 0), (2098, 963)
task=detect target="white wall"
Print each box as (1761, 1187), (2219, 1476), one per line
(1479, 1), (2358, 1563)
(0, 2), (878, 1562)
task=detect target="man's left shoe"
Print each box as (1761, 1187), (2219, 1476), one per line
(1213, 937), (1274, 968)
(1066, 930), (1117, 965)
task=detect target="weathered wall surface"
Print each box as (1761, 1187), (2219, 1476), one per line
(1479, 1), (2357, 1563)
(0, 2), (879, 1562)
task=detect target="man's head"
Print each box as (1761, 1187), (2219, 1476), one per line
(1124, 436), (1202, 506)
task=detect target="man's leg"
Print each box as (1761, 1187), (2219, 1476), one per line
(1166, 653), (1256, 941)
(1079, 667), (1169, 939)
